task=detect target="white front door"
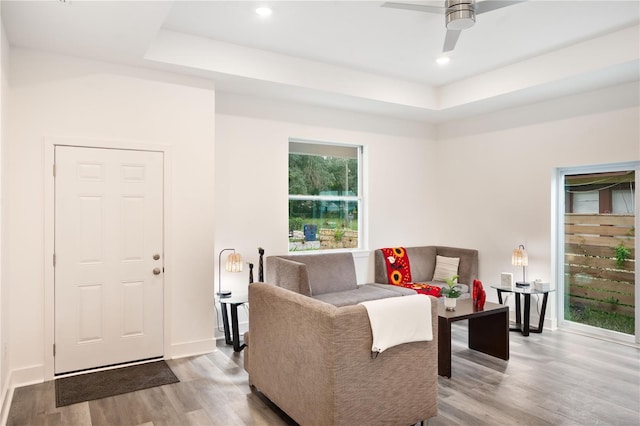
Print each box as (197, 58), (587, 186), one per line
(54, 146), (164, 374)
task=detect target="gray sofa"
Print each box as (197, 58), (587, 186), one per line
(245, 248), (476, 424)
(374, 246), (479, 298)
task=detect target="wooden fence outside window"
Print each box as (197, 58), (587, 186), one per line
(565, 214), (635, 316)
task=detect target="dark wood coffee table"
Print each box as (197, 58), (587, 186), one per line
(438, 298), (509, 378)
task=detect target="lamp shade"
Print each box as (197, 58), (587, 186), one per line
(512, 245), (528, 267)
(226, 253), (243, 272)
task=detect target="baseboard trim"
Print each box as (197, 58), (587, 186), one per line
(0, 371), (13, 426)
(213, 320), (249, 340)
(0, 365), (43, 426)
(169, 338), (216, 359)
(10, 364), (44, 389)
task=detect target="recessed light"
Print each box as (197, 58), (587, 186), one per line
(436, 56), (450, 66)
(256, 7), (272, 17)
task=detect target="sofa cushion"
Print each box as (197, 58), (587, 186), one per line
(404, 246), (438, 282)
(369, 283), (417, 296)
(432, 255), (460, 283)
(312, 284), (408, 307)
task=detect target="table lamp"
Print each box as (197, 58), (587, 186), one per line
(512, 244), (529, 287)
(218, 248), (243, 297)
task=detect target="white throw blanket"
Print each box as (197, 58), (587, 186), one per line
(359, 294), (432, 354)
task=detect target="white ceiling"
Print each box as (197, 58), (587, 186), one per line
(2, 0), (639, 123)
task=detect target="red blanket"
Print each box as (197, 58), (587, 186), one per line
(381, 247), (412, 285)
(399, 282), (442, 297)
(381, 248), (442, 297)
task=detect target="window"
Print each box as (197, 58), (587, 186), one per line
(557, 164), (638, 343)
(288, 140), (362, 252)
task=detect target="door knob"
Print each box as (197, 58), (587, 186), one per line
(153, 267), (161, 275)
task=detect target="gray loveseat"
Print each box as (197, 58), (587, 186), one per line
(245, 248), (476, 424)
(374, 246), (479, 298)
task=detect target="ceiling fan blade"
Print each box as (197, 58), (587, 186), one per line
(475, 0), (527, 15)
(443, 29), (461, 52)
(381, 2), (445, 14)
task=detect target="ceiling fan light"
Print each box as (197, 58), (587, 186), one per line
(446, 9), (475, 30)
(255, 7), (272, 17)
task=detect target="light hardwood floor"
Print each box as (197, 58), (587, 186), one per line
(6, 325), (640, 426)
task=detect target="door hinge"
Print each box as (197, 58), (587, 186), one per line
(53, 253), (56, 267)
(53, 344), (56, 357)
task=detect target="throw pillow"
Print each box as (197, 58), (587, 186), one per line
(432, 255), (460, 283)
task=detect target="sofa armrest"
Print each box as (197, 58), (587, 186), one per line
(248, 283), (438, 425)
(265, 256), (311, 296)
(374, 249), (389, 284)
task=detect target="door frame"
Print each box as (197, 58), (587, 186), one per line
(44, 137), (173, 379)
(553, 161), (639, 345)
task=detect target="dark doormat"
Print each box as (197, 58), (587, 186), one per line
(55, 360), (179, 407)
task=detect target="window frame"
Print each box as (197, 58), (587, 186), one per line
(288, 138), (364, 253)
(553, 161), (639, 344)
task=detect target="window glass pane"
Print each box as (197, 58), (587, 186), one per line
(572, 191), (599, 213)
(289, 199), (358, 251)
(563, 169), (636, 336)
(289, 141), (357, 159)
(613, 189), (634, 214)
(289, 146), (358, 196)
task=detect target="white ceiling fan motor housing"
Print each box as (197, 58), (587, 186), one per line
(446, 0), (476, 30)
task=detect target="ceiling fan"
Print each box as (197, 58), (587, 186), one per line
(382, 0), (526, 52)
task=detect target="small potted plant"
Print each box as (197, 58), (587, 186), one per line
(442, 274), (462, 311)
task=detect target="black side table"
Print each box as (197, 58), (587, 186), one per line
(491, 285), (555, 336)
(218, 293), (248, 352)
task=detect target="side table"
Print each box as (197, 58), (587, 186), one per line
(218, 293), (248, 352)
(491, 285), (555, 336)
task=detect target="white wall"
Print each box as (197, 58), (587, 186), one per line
(434, 82), (640, 326)
(213, 93), (438, 336)
(0, 12), (9, 419)
(7, 49), (216, 384)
